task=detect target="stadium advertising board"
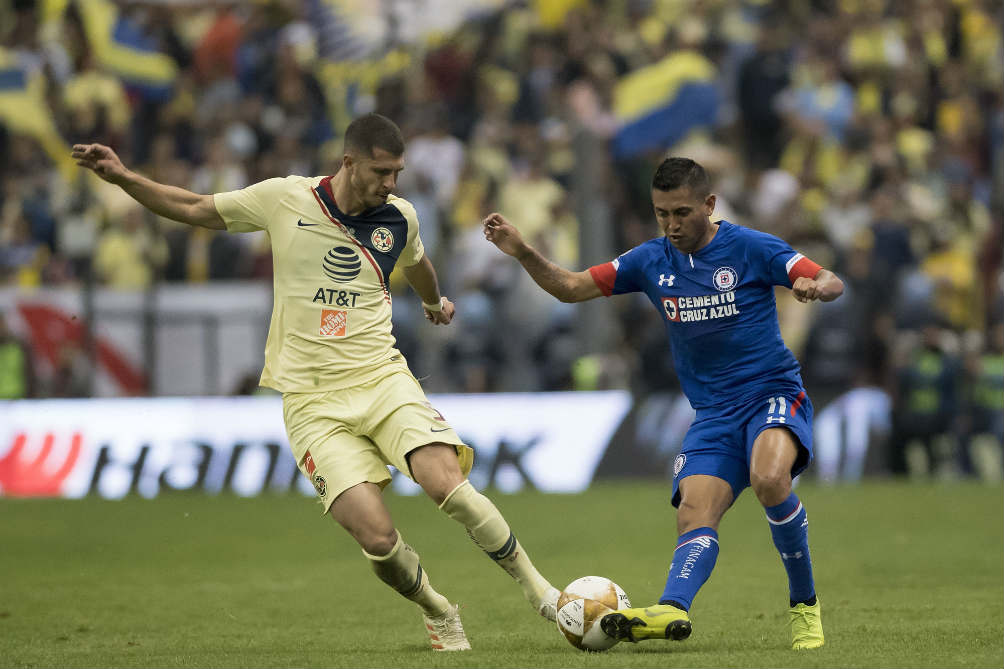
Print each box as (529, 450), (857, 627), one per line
(0, 392), (631, 499)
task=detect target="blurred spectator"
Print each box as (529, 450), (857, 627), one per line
(737, 19), (791, 172)
(189, 136), (250, 281)
(48, 340), (89, 398)
(799, 284), (864, 408)
(867, 187), (917, 309)
(498, 152), (565, 250)
(93, 204), (168, 289)
(0, 311), (34, 399)
(921, 223), (980, 332)
(959, 322), (1004, 479)
(0, 205), (48, 286)
(401, 105), (466, 211)
(780, 51), (855, 143)
(888, 322), (962, 477)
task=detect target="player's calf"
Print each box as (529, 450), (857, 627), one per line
(439, 479), (559, 621)
(363, 530), (453, 618)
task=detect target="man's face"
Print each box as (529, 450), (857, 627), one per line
(345, 147), (405, 209)
(651, 186), (716, 254)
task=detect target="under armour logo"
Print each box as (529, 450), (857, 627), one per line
(659, 274), (675, 287)
(781, 551), (804, 560)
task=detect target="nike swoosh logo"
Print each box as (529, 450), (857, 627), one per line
(297, 219), (318, 227)
(430, 427), (450, 433)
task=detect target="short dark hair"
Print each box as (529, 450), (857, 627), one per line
(344, 113), (405, 157)
(652, 157), (709, 196)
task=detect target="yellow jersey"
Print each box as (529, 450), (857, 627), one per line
(214, 175), (425, 392)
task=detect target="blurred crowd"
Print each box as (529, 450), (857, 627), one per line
(1, 0), (1001, 478)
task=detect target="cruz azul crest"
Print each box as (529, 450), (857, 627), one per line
(712, 266), (738, 292)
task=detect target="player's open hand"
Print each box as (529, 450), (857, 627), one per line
(483, 213), (527, 258)
(792, 277), (824, 302)
(424, 296), (455, 325)
(71, 143), (129, 185)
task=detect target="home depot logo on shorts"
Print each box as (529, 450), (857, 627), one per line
(319, 309), (347, 337)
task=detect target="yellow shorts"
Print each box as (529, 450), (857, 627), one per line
(282, 366), (473, 513)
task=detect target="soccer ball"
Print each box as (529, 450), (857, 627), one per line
(555, 576), (631, 651)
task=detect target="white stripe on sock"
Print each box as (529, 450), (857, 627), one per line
(676, 535), (720, 550)
(766, 501), (804, 525)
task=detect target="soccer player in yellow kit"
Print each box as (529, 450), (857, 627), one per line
(72, 113), (560, 651)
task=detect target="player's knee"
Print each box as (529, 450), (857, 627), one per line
(356, 526), (399, 557)
(677, 499), (722, 533)
(409, 443), (464, 505)
(749, 469), (791, 505)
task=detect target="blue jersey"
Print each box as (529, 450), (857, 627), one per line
(589, 220), (821, 410)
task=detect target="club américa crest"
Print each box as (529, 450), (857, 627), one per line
(371, 227), (394, 252)
(312, 474), (327, 497)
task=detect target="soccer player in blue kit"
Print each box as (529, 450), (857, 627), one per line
(483, 157), (842, 650)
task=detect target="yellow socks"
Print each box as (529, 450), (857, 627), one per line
(439, 480), (553, 608)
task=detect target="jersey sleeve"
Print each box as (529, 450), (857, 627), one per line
(750, 231), (822, 287)
(588, 247), (643, 296)
(392, 198), (425, 267)
(213, 177), (288, 233)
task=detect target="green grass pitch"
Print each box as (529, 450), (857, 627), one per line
(1, 481), (1001, 668)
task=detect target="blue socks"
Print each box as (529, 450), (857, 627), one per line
(658, 527), (719, 610)
(657, 494), (815, 611)
(765, 493), (816, 605)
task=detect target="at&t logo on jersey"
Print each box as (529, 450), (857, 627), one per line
(662, 292), (740, 323)
(323, 247), (361, 282)
(371, 227), (394, 252)
(712, 266), (738, 291)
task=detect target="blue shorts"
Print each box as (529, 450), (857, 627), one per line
(670, 389), (814, 508)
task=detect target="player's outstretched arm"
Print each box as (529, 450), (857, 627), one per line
(792, 269), (844, 303)
(402, 254), (455, 325)
(71, 143), (225, 230)
(483, 212), (602, 303)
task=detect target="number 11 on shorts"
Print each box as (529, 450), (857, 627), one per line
(767, 396), (787, 424)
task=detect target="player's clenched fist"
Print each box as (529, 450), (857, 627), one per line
(791, 277), (823, 302)
(71, 143), (129, 185)
(424, 297), (456, 325)
(482, 213), (527, 258)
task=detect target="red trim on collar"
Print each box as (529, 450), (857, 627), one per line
(319, 176), (337, 207)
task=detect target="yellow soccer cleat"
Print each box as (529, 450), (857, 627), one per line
(789, 599), (824, 650)
(600, 604), (692, 643)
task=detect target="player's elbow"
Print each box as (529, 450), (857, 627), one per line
(556, 274), (599, 303)
(187, 197), (226, 230)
